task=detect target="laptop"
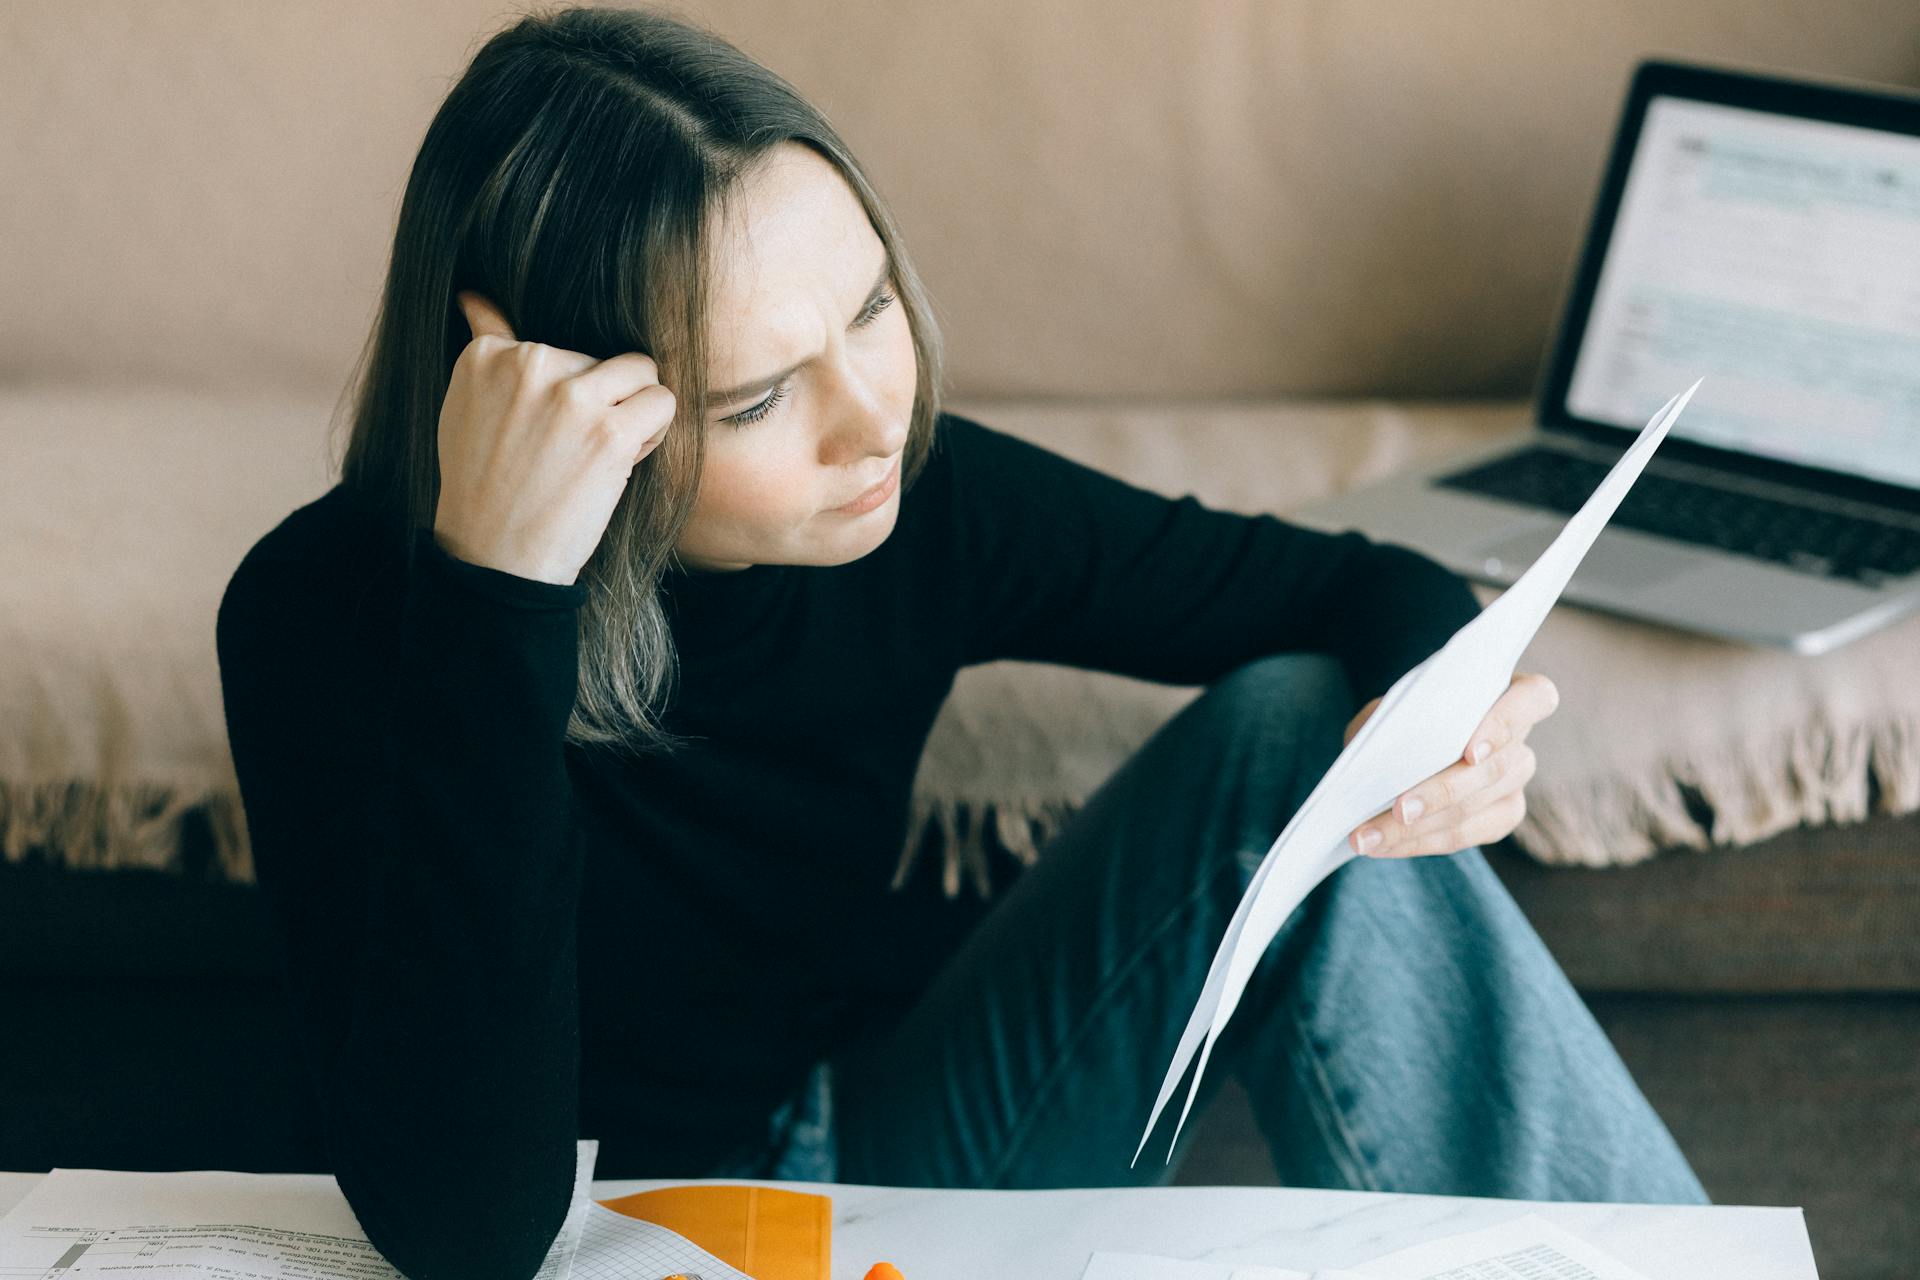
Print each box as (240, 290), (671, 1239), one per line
(1290, 58), (1920, 655)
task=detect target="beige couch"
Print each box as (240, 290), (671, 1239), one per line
(4, 4), (1917, 1277)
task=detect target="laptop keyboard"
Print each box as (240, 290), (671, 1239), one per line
(1434, 447), (1920, 586)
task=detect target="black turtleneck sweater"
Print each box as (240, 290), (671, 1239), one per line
(214, 410), (1482, 1280)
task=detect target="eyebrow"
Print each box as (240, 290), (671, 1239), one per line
(709, 249), (895, 407)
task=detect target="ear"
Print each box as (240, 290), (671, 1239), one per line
(456, 290), (516, 342)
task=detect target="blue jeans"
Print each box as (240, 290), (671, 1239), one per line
(756, 654), (1707, 1202)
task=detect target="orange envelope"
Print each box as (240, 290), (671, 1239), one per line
(596, 1184), (831, 1280)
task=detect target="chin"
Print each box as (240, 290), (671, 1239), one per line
(821, 500), (900, 564)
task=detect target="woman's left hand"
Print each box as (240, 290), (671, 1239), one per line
(1340, 672), (1559, 858)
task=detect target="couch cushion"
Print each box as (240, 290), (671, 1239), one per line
(1485, 810), (1920, 994)
(5, 3), (1918, 400)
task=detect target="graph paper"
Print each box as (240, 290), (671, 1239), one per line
(569, 1203), (755, 1280)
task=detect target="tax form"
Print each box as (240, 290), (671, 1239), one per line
(0, 1142), (598, 1280)
(1135, 379), (1705, 1163)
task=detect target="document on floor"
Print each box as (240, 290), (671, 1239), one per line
(1135, 378), (1707, 1163)
(1081, 1212), (1654, 1280)
(0, 1140), (598, 1280)
(1347, 1214), (1655, 1279)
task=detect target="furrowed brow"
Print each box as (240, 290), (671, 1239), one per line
(710, 249), (894, 406)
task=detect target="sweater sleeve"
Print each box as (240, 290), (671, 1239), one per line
(216, 521), (588, 1280)
(940, 415), (1484, 707)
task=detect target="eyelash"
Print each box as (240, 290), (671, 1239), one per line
(724, 287), (897, 428)
(726, 382), (789, 428)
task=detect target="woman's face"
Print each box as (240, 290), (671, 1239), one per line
(672, 142), (918, 573)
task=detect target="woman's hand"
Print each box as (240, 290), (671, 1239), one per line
(1340, 672), (1559, 858)
(431, 291), (678, 586)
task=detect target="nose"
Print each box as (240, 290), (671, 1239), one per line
(820, 363), (909, 467)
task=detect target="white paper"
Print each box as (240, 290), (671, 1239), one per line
(1136, 379), (1705, 1162)
(546, 1140), (599, 1280)
(569, 1202), (756, 1280)
(1079, 1214), (1649, 1280)
(1082, 1250), (1308, 1279)
(0, 1140), (598, 1280)
(1346, 1213), (1653, 1279)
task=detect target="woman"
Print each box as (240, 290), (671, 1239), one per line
(214, 6), (1706, 1278)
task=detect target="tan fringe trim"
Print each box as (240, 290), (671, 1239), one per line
(1516, 715), (1920, 867)
(0, 779), (252, 880)
(893, 796), (1080, 899)
(896, 715), (1920, 894)
(8, 715), (1917, 890)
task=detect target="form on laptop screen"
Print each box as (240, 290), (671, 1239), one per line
(1566, 95), (1920, 490)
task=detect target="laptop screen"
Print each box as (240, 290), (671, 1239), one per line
(1559, 88), (1920, 491)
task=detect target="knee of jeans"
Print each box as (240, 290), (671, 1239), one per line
(1195, 652), (1359, 751)
(1178, 654), (1358, 883)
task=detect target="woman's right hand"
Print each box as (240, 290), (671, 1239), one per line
(431, 291), (678, 585)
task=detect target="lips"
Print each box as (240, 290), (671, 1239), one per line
(845, 471), (890, 505)
(836, 454), (901, 511)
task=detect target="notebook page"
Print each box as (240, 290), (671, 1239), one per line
(571, 1203), (755, 1280)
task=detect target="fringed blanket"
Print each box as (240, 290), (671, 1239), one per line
(5, 390), (1917, 887)
(894, 602), (1920, 897)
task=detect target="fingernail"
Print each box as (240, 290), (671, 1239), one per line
(1471, 739), (1492, 764)
(1400, 796), (1424, 823)
(1357, 828), (1382, 854)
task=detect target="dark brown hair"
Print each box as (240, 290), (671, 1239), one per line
(336, 2), (946, 754)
